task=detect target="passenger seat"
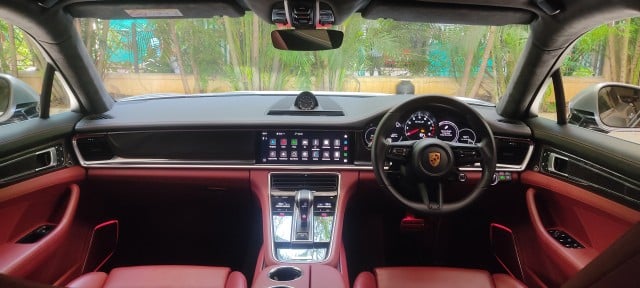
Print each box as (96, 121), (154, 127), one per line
(67, 265), (246, 288)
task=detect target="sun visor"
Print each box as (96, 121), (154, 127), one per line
(362, 1), (536, 25)
(66, 0), (245, 19)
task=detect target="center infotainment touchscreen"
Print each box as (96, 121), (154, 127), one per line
(258, 131), (351, 164)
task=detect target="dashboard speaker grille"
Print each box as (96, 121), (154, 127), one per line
(271, 174), (338, 192)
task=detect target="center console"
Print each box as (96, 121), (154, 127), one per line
(252, 171), (345, 288)
(269, 173), (339, 262)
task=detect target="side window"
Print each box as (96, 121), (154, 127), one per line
(0, 20), (73, 126)
(540, 18), (640, 144)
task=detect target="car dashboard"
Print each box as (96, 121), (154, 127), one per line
(72, 92), (534, 172)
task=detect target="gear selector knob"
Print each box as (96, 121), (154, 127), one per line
(295, 189), (313, 229)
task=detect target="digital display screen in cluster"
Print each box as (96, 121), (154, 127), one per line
(259, 131), (351, 164)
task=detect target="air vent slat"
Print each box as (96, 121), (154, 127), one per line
(76, 136), (114, 161)
(271, 174), (338, 192)
(496, 138), (531, 166)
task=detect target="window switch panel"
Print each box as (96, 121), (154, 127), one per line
(548, 229), (584, 249)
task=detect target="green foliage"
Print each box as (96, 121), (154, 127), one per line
(6, 12), (639, 103)
(0, 22), (39, 74)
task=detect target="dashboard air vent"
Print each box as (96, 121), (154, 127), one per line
(496, 138), (531, 166)
(76, 136), (114, 161)
(271, 174), (338, 192)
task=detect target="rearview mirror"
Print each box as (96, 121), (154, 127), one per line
(271, 29), (343, 51)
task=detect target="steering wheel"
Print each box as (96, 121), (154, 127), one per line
(372, 95), (496, 214)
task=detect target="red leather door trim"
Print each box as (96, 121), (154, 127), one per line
(526, 188), (597, 277)
(0, 167), (85, 203)
(0, 183), (80, 277)
(521, 171), (639, 224)
(520, 171), (640, 286)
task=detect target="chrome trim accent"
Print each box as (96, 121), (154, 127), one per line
(34, 147), (58, 172)
(540, 147), (640, 206)
(1, 147), (59, 182)
(268, 172), (340, 264)
(459, 137), (534, 172)
(74, 135), (533, 172)
(73, 135), (372, 170)
(547, 153), (568, 176)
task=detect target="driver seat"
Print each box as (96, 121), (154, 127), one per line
(353, 267), (526, 288)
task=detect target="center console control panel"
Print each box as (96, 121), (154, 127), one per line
(259, 131), (352, 165)
(270, 173), (338, 262)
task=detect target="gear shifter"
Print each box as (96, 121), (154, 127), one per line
(294, 189), (313, 240)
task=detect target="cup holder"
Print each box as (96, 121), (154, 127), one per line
(268, 266), (302, 282)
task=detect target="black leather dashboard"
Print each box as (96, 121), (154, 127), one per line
(72, 93), (534, 169)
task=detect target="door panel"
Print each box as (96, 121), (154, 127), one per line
(518, 117), (640, 287)
(0, 112), (86, 284)
(0, 112), (81, 157)
(0, 167), (86, 284)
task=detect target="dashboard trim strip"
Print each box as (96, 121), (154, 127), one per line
(72, 135), (534, 172)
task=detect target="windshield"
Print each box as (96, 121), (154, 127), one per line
(77, 13), (528, 103)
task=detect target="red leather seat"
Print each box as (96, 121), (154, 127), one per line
(67, 265), (247, 288)
(354, 267), (526, 288)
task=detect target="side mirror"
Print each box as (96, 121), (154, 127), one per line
(271, 29), (343, 51)
(596, 85), (640, 128)
(0, 74), (40, 125)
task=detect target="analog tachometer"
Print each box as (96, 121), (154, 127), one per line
(404, 111), (437, 140)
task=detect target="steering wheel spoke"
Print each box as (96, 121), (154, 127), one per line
(449, 141), (484, 167)
(418, 180), (444, 210)
(384, 140), (416, 162)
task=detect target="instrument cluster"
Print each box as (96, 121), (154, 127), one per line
(363, 109), (478, 148)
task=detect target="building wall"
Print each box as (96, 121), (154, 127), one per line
(17, 71), (605, 103)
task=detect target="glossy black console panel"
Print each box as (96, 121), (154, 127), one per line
(270, 173), (338, 262)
